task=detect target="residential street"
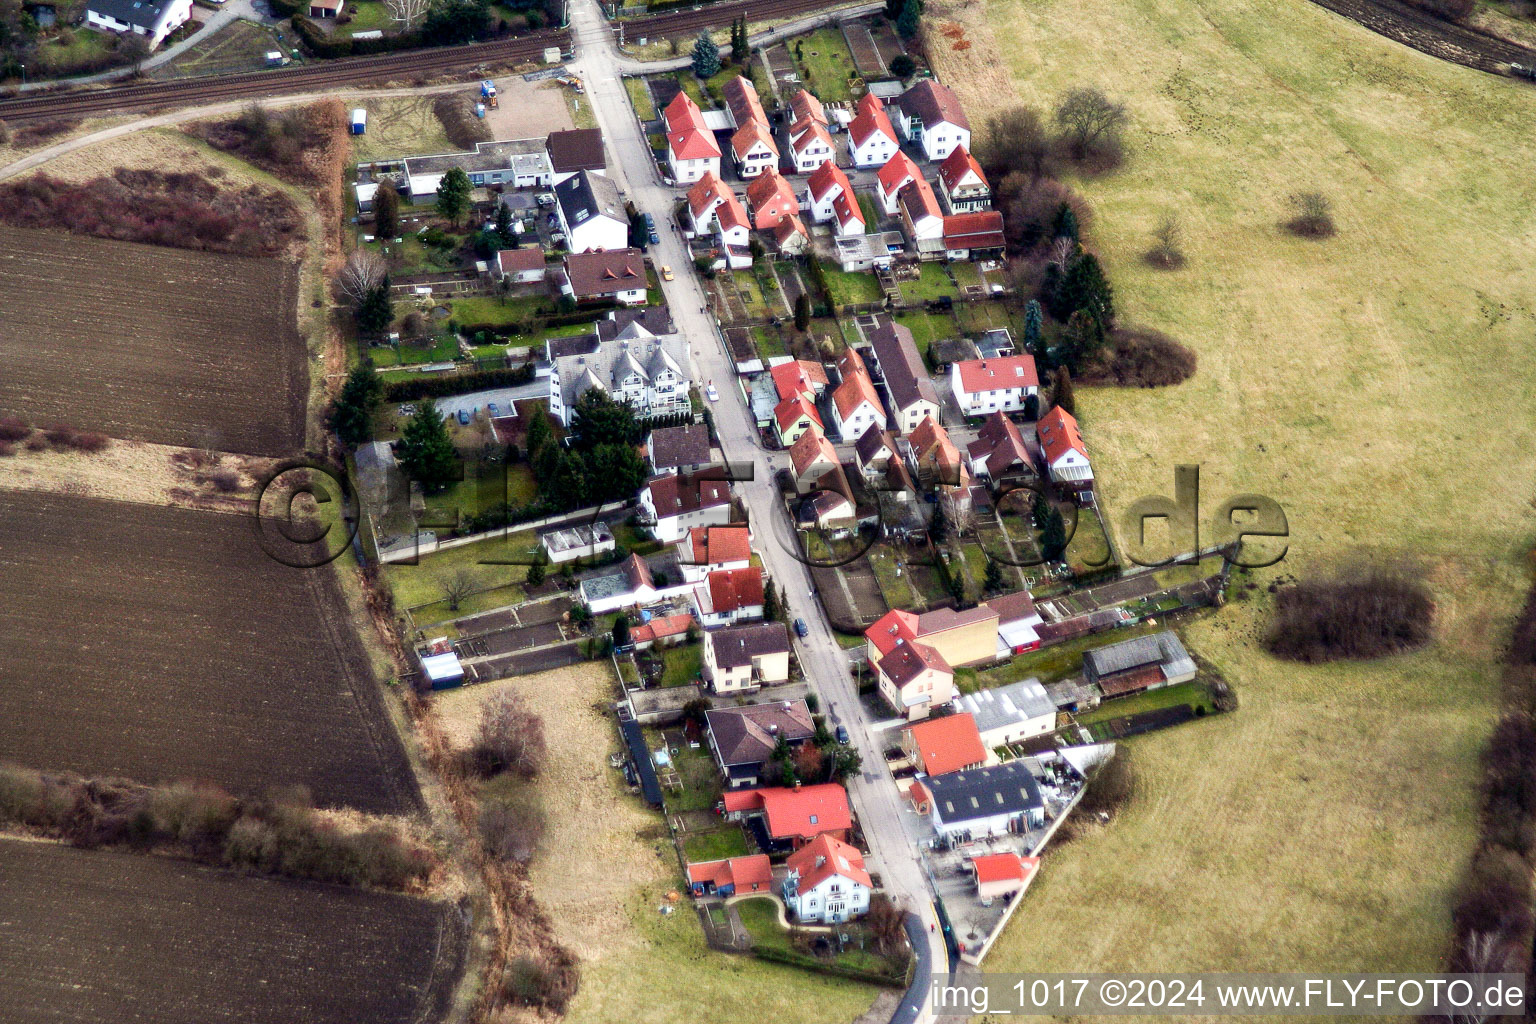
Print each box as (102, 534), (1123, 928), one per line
(564, 0), (951, 991)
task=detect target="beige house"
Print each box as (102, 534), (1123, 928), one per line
(873, 637), (954, 720)
(704, 622), (792, 693)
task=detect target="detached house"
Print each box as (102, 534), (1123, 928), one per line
(965, 411), (1038, 484)
(694, 566), (765, 627)
(897, 177), (946, 258)
(866, 321), (941, 434)
(942, 211), (1006, 261)
(1036, 406), (1093, 500)
(789, 117), (836, 175)
(951, 354), (1040, 417)
(937, 146), (990, 213)
(789, 428), (841, 494)
(679, 523), (752, 582)
(903, 712), (990, 777)
(722, 783), (852, 849)
(782, 834), (872, 925)
(875, 151), (922, 216)
(686, 172), (752, 270)
(746, 171), (800, 232)
(554, 170), (629, 253)
(848, 93), (900, 169)
(706, 700), (815, 786)
(648, 422), (714, 477)
(545, 308), (688, 426)
(806, 162), (865, 238)
(561, 248), (648, 305)
(494, 246), (547, 284)
(892, 80), (972, 163)
(872, 636), (954, 721)
(704, 621), (791, 693)
(830, 347), (886, 441)
(773, 394), (822, 447)
(663, 92), (721, 184)
(85, 0), (192, 50)
(640, 472), (734, 543)
(772, 359), (829, 403)
(546, 128), (606, 186)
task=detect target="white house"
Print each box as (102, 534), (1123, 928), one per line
(85, 0), (192, 49)
(640, 473), (734, 543)
(781, 834), (872, 924)
(663, 92), (721, 184)
(937, 145), (991, 214)
(730, 122), (779, 180)
(545, 309), (689, 426)
(954, 676), (1057, 747)
(788, 117), (836, 175)
(578, 553), (692, 614)
(692, 566), (764, 628)
(830, 348), (886, 441)
(897, 177), (945, 258)
(541, 522), (615, 564)
(678, 523), (751, 583)
(892, 80), (972, 163)
(847, 93), (900, 169)
(686, 172), (752, 269)
(494, 247), (547, 285)
(875, 151), (921, 216)
(1036, 406), (1093, 498)
(950, 354), (1040, 417)
(554, 170), (629, 254)
(806, 162), (865, 238)
(866, 320), (941, 434)
(703, 621), (791, 693)
(908, 761), (1046, 842)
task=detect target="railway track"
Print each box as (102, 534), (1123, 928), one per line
(0, 28), (569, 122)
(1308, 0), (1536, 74)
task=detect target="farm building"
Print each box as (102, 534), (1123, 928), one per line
(953, 676), (1057, 748)
(1082, 630), (1197, 697)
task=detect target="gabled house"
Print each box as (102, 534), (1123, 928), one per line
(561, 248), (648, 305)
(907, 415), (964, 489)
(730, 121), (779, 179)
(630, 612), (695, 651)
(873, 636), (954, 721)
(688, 854), (773, 897)
(908, 761), (1045, 841)
(875, 151), (922, 215)
(687, 172), (735, 234)
(546, 128), (606, 186)
(647, 422), (713, 476)
(679, 523), (752, 582)
(897, 178), (945, 258)
(771, 359), (829, 403)
(746, 171), (800, 232)
(704, 621), (791, 693)
(969, 852), (1040, 902)
(788, 88), (828, 129)
(951, 354), (1040, 417)
(554, 170), (629, 254)
(722, 783), (852, 849)
(640, 472), (734, 543)
(1036, 406), (1093, 499)
(903, 712), (990, 776)
(866, 320), (941, 433)
(773, 394), (822, 447)
(579, 552), (691, 614)
(546, 308), (689, 426)
(798, 467), (858, 532)
(936, 145), (990, 213)
(806, 162), (865, 237)
(694, 565), (765, 627)
(830, 347), (886, 441)
(866, 605), (1000, 682)
(789, 427), (841, 494)
(663, 92), (722, 184)
(892, 80), (972, 163)
(723, 75), (769, 130)
(771, 214), (811, 256)
(954, 674), (1057, 746)
(854, 424), (900, 480)
(965, 411), (1038, 483)
(941, 211), (1006, 260)
(494, 246), (546, 284)
(85, 0), (192, 50)
(782, 834), (872, 924)
(848, 93), (900, 169)
(706, 700), (815, 786)
(789, 117), (836, 175)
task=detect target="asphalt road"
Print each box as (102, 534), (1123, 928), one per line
(566, 0), (949, 999)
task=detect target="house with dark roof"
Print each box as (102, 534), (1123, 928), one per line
(965, 412), (1038, 484)
(952, 355), (1040, 417)
(647, 422), (713, 476)
(640, 471), (734, 543)
(984, 589), (1045, 653)
(866, 604), (1000, 679)
(892, 80), (972, 162)
(554, 170), (629, 253)
(706, 700), (815, 785)
(722, 783), (852, 849)
(704, 621), (791, 693)
(85, 0), (192, 49)
(561, 248), (647, 305)
(866, 320), (941, 434)
(546, 128), (606, 184)
(694, 566), (765, 627)
(872, 636), (954, 721)
(908, 761), (1045, 841)
(545, 307), (687, 426)
(854, 424), (900, 481)
(1082, 630), (1197, 698)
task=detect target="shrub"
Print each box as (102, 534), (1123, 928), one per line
(209, 468), (241, 492)
(1454, 842), (1534, 937)
(0, 764), (45, 824)
(0, 441), (14, 457)
(1285, 191), (1335, 238)
(1405, 0), (1474, 18)
(502, 950), (580, 1012)
(478, 791), (546, 863)
(1077, 326), (1197, 388)
(224, 816), (281, 871)
(0, 416), (29, 442)
(147, 781), (239, 851)
(473, 689), (547, 778)
(1266, 568), (1434, 662)
(1078, 750), (1134, 817)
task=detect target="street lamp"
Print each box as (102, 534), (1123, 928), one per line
(18, 64), (25, 84)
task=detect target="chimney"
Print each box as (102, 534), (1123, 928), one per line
(793, 780), (801, 791)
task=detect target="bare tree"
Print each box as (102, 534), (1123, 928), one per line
(977, 105), (1052, 181)
(1145, 213), (1184, 269)
(384, 0), (430, 30)
(440, 567), (478, 611)
(865, 895), (908, 955)
(479, 798), (545, 863)
(1053, 87), (1127, 161)
(1285, 191), (1335, 237)
(335, 250), (387, 308)
(474, 688), (547, 778)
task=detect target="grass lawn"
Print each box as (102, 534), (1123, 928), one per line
(819, 263), (884, 308)
(891, 310), (954, 362)
(932, 0), (1536, 983)
(660, 642), (704, 687)
(896, 262), (958, 305)
(949, 261), (985, 288)
(447, 294), (547, 328)
(752, 324), (787, 359)
(856, 193), (880, 234)
(792, 27), (860, 102)
(340, 0), (395, 36)
(734, 898), (896, 976)
(867, 542), (924, 611)
(368, 329), (459, 367)
(1076, 680), (1215, 725)
(683, 827), (750, 862)
(624, 75), (656, 120)
(32, 27), (121, 75)
(613, 522), (664, 556)
(382, 528), (539, 616)
(349, 95), (454, 163)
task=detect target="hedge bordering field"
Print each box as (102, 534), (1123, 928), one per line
(382, 364), (536, 402)
(750, 945), (909, 988)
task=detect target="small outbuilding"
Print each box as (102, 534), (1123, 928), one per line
(349, 108), (367, 135)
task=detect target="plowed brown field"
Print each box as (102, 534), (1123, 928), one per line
(0, 226), (305, 456)
(0, 490), (420, 814)
(0, 839), (465, 1024)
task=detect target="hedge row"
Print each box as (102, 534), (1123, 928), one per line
(383, 364), (536, 402)
(750, 946), (907, 988)
(291, 15), (427, 58)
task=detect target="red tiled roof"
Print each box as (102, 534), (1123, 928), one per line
(747, 171), (799, 227)
(786, 833), (871, 892)
(731, 120), (777, 162)
(687, 172), (733, 220)
(631, 612), (695, 644)
(954, 355), (1039, 395)
(563, 249), (646, 298)
(771, 359), (828, 401)
(938, 145), (988, 195)
(496, 247), (544, 274)
(899, 177), (942, 223)
(789, 427), (837, 478)
(774, 394), (822, 434)
(877, 637), (951, 688)
(623, 551), (654, 591)
(865, 608), (920, 657)
(707, 566), (764, 612)
(807, 160), (851, 204)
(790, 118), (834, 157)
(909, 415), (958, 471)
(983, 589), (1039, 626)
(717, 193), (750, 233)
(789, 88), (827, 126)
(646, 472), (732, 517)
(664, 91), (707, 131)
(688, 854), (773, 891)
(832, 362), (881, 423)
(942, 211), (1005, 251)
(876, 151), (920, 196)
(725, 784), (852, 840)
(850, 92), (898, 150)
(688, 524), (752, 565)
(906, 713), (988, 776)
(670, 124), (721, 162)
(1037, 406), (1088, 465)
(773, 214), (809, 247)
(832, 191), (865, 232)
(971, 852), (1038, 885)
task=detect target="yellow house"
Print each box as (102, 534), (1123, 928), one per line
(774, 395), (822, 447)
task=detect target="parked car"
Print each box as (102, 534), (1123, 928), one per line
(642, 212), (656, 230)
(661, 265), (674, 281)
(794, 618), (808, 638)
(536, 193), (556, 206)
(488, 402), (499, 416)
(835, 724), (849, 744)
(648, 229), (660, 245)
(705, 382), (719, 402)
(457, 410), (470, 425)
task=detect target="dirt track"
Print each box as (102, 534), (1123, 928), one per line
(1310, 0), (1536, 74)
(0, 839), (464, 1024)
